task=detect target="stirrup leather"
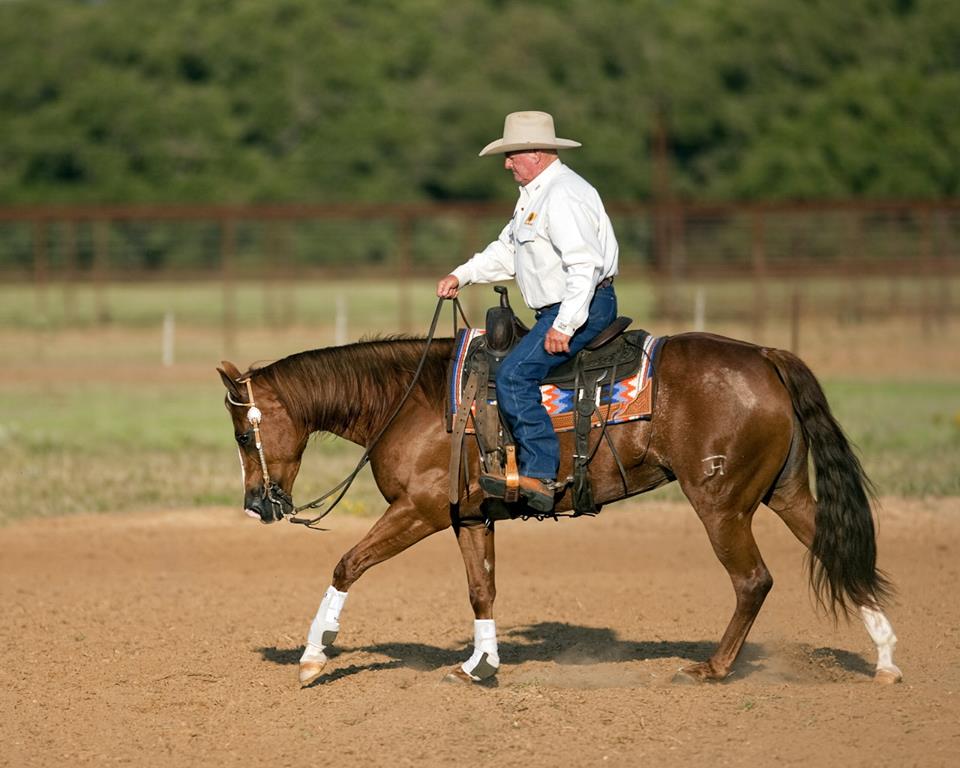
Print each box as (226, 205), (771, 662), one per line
(503, 445), (520, 503)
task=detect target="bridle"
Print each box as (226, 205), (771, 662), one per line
(226, 297), (469, 530)
(226, 377), (294, 522)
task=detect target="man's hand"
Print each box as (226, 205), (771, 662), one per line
(436, 274), (460, 299)
(544, 327), (572, 354)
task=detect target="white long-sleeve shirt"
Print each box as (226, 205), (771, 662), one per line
(450, 160), (619, 336)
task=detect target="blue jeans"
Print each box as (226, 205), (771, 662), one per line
(495, 284), (617, 480)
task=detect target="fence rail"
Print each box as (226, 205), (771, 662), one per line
(1, 199), (959, 280)
(0, 200), (957, 343)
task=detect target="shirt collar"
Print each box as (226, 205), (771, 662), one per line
(519, 159), (565, 203)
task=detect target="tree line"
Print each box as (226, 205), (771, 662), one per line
(1, 0), (957, 204)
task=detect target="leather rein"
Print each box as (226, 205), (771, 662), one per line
(228, 297), (469, 531)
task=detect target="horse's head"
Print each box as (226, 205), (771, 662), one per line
(217, 360), (307, 524)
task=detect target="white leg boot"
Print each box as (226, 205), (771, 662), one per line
(460, 619), (500, 681)
(860, 605), (903, 684)
(299, 586), (348, 686)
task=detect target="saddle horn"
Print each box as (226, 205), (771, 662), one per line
(486, 286), (528, 357)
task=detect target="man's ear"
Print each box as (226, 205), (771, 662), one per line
(217, 361), (245, 403)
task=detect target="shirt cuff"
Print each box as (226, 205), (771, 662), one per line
(450, 265), (472, 287)
(551, 319), (576, 336)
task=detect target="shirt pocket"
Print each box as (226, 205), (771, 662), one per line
(513, 206), (546, 245)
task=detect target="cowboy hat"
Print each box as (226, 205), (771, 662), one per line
(478, 111), (582, 157)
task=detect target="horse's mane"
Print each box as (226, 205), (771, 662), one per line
(247, 336), (455, 435)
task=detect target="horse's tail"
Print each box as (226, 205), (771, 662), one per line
(762, 347), (893, 618)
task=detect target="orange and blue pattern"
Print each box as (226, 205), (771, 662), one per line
(450, 330), (661, 434)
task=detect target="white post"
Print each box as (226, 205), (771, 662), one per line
(335, 295), (348, 346)
(693, 287), (706, 331)
(162, 311), (175, 367)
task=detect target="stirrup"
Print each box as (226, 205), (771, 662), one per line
(479, 473), (556, 513)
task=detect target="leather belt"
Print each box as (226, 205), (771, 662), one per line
(535, 277), (615, 314)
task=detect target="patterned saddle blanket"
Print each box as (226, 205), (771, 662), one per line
(447, 328), (663, 434)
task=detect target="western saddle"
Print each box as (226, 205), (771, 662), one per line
(448, 287), (650, 525)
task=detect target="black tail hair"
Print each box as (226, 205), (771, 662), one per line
(763, 348), (893, 618)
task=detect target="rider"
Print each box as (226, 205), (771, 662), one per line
(437, 111), (619, 511)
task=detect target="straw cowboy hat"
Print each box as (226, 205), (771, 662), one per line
(478, 111), (582, 157)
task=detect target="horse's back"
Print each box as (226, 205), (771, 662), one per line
(656, 332), (793, 404)
(651, 332), (796, 489)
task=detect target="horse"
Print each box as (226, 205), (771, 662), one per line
(216, 326), (902, 688)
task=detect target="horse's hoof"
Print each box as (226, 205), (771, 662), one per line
(443, 667), (477, 685)
(299, 659), (327, 687)
(671, 667), (703, 685)
(874, 666), (903, 685)
(673, 662), (723, 684)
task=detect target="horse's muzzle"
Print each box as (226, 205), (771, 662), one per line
(244, 485), (293, 524)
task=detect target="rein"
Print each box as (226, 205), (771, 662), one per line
(232, 297), (469, 531)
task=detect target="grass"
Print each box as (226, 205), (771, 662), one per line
(1, 277), (957, 524)
(0, 278), (659, 332)
(824, 380), (960, 497)
(1, 377), (957, 525)
(2, 275), (954, 331)
(0, 380), (384, 523)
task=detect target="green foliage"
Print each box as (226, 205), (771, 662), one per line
(0, 0), (957, 204)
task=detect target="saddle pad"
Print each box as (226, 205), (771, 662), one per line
(448, 329), (663, 434)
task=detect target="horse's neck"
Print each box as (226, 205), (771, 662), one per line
(296, 338), (452, 446)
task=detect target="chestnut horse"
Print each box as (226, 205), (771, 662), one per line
(217, 329), (902, 687)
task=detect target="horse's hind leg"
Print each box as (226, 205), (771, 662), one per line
(679, 497), (774, 682)
(299, 498), (446, 687)
(767, 479), (902, 684)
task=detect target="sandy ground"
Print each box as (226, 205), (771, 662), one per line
(2, 497), (959, 768)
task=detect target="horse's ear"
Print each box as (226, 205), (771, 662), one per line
(220, 360), (243, 380)
(217, 361), (245, 402)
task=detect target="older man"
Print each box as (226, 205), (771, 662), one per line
(437, 111), (619, 512)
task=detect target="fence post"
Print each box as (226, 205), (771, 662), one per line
(920, 208), (934, 336)
(790, 288), (801, 354)
(277, 220), (296, 328)
(751, 209), (767, 343)
(693, 286), (706, 331)
(397, 215), (412, 333)
(162, 311), (175, 367)
(33, 219), (48, 321)
(335, 294), (348, 345)
(936, 207), (951, 326)
(262, 220), (277, 329)
(221, 217), (237, 356)
(262, 220), (293, 329)
(463, 216), (479, 321)
(63, 220), (77, 324)
(932, 207), (950, 327)
(92, 219), (110, 323)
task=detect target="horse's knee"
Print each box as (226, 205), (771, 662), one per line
(332, 553), (365, 589)
(734, 566), (773, 610)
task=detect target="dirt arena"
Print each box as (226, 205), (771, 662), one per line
(1, 496), (958, 767)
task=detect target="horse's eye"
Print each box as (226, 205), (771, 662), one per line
(236, 431), (251, 446)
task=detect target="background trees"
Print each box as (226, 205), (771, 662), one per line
(1, 0), (957, 203)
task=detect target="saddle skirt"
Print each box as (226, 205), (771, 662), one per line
(447, 327), (663, 434)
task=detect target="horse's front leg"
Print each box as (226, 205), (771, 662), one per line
(445, 521), (499, 683)
(299, 499), (445, 687)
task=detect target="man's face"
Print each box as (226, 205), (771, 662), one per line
(504, 150), (549, 186)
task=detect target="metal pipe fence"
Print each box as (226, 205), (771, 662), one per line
(1, 200), (957, 340)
